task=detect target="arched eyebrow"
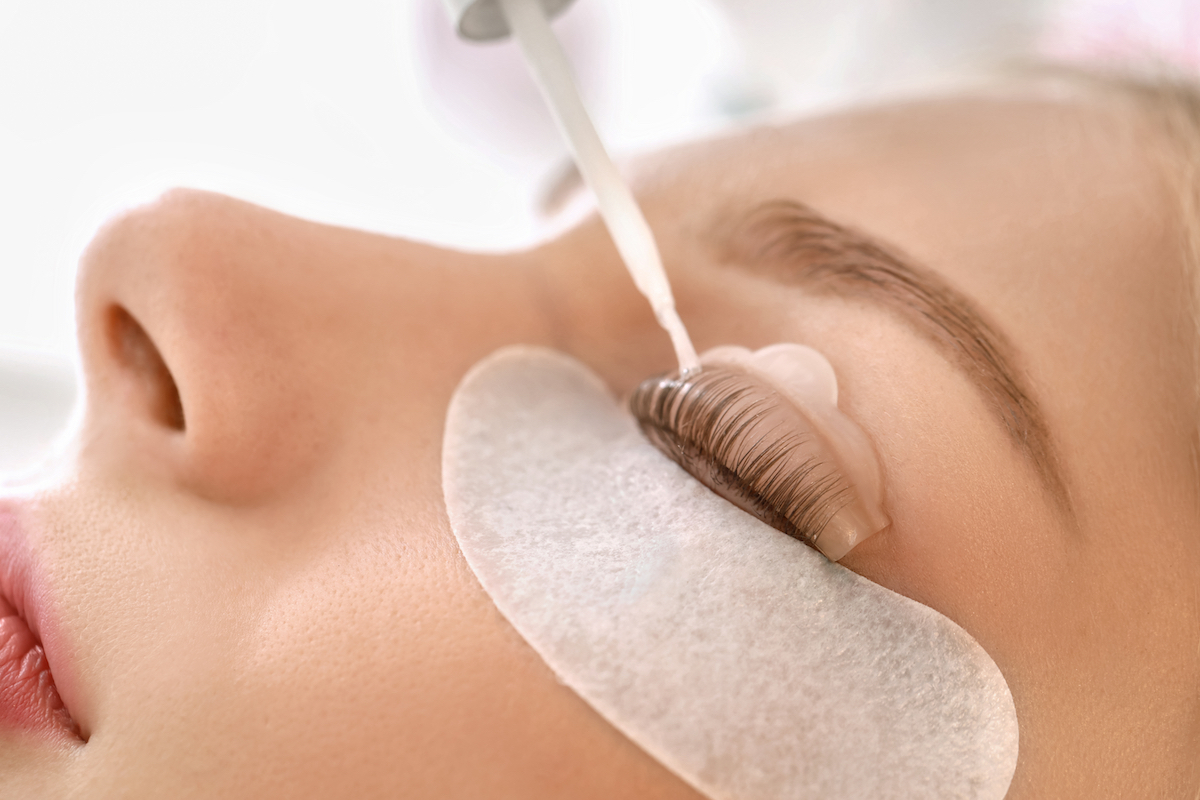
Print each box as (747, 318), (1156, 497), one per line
(715, 199), (1071, 512)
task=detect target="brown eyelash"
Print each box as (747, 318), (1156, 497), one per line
(629, 365), (853, 550)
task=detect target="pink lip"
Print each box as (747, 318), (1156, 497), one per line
(0, 504), (83, 742)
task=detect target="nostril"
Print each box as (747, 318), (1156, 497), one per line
(106, 306), (186, 431)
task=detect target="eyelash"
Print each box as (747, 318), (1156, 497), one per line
(629, 366), (853, 549)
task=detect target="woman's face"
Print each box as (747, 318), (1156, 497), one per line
(3, 93), (1198, 798)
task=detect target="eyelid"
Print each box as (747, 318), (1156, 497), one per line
(629, 348), (889, 561)
(717, 200), (1068, 511)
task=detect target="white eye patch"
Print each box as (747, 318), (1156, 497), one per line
(442, 346), (1018, 799)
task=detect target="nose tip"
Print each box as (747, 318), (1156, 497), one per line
(75, 189), (331, 504)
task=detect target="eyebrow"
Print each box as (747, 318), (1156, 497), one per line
(714, 199), (1071, 510)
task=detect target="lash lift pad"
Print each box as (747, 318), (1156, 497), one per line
(442, 346), (1019, 800)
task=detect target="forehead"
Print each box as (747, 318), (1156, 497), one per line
(645, 92), (1199, 523)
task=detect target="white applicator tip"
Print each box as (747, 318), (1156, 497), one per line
(496, 0), (700, 376)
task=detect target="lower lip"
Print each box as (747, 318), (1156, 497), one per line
(0, 508), (80, 742)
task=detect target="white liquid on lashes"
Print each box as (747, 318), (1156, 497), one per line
(498, 0), (700, 375)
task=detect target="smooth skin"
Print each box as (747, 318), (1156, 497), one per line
(2, 91), (1198, 798)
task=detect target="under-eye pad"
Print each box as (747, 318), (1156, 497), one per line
(442, 345), (1018, 800)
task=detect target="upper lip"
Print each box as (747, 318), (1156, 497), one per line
(0, 499), (85, 742)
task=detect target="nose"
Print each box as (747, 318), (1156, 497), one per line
(75, 189), (355, 503)
(74, 189), (567, 505)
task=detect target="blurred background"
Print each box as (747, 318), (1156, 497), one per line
(0, 0), (1195, 475)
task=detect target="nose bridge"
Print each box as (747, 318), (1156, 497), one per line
(77, 190), (338, 504)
